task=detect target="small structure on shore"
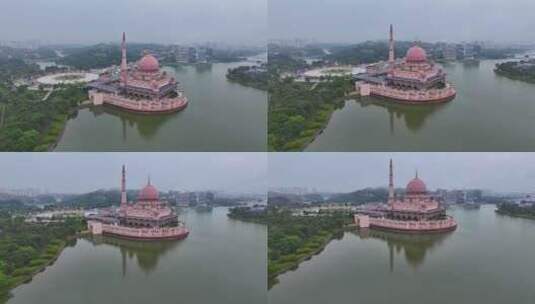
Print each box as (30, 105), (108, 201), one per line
(36, 72), (99, 87)
(354, 159), (457, 233)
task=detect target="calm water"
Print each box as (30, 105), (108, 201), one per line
(9, 207), (266, 304)
(307, 60), (535, 151)
(55, 62), (267, 151)
(269, 205), (535, 304)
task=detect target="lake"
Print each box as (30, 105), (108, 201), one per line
(269, 205), (535, 304)
(8, 207), (267, 304)
(55, 62), (267, 151)
(307, 60), (535, 151)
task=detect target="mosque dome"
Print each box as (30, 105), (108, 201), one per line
(406, 45), (427, 63)
(406, 174), (427, 194)
(138, 53), (160, 72)
(138, 180), (159, 201)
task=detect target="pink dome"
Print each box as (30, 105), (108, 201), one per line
(406, 175), (427, 194)
(406, 45), (427, 63)
(138, 181), (159, 201)
(137, 53), (160, 72)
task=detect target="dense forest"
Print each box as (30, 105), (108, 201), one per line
(0, 82), (86, 151)
(329, 188), (389, 204)
(0, 58), (39, 83)
(58, 43), (162, 70)
(268, 73), (352, 151)
(268, 208), (351, 287)
(0, 213), (85, 301)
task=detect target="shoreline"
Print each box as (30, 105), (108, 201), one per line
(268, 232), (336, 289)
(4, 230), (90, 302)
(3, 235), (78, 303)
(494, 69), (535, 84)
(495, 209), (535, 220)
(46, 102), (91, 152)
(269, 226), (351, 289)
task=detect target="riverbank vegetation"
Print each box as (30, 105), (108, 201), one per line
(268, 207), (352, 287)
(268, 76), (352, 151)
(496, 203), (535, 220)
(0, 213), (85, 302)
(227, 206), (267, 224)
(494, 60), (535, 83)
(0, 83), (86, 151)
(226, 65), (268, 91)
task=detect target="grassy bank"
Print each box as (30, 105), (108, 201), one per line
(268, 230), (342, 288)
(0, 217), (85, 302)
(268, 209), (351, 288)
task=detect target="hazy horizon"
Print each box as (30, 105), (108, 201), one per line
(269, 153), (535, 193)
(0, 153), (267, 194)
(269, 0), (535, 44)
(0, 0), (266, 46)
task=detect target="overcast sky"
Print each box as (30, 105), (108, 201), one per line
(269, 0), (535, 43)
(269, 153), (535, 193)
(0, 0), (266, 45)
(0, 153), (267, 194)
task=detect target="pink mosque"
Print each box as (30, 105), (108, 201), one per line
(87, 33), (188, 114)
(354, 160), (457, 233)
(354, 25), (456, 104)
(87, 165), (189, 241)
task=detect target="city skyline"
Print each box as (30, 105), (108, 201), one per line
(268, 153), (535, 193)
(0, 0), (266, 46)
(269, 0), (535, 44)
(0, 153), (267, 194)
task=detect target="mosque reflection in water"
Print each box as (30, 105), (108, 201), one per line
(354, 228), (453, 271)
(86, 235), (182, 275)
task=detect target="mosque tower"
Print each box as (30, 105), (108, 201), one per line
(388, 159), (394, 205)
(121, 165), (127, 207)
(120, 32), (128, 88)
(388, 24), (395, 63)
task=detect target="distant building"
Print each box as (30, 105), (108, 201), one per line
(442, 44), (458, 61)
(175, 46), (197, 63)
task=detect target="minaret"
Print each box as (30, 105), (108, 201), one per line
(121, 165), (127, 206)
(388, 24), (395, 63)
(388, 159), (394, 205)
(120, 32), (128, 88)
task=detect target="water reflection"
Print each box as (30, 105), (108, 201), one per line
(194, 63), (213, 73)
(85, 106), (176, 141)
(355, 97), (449, 133)
(87, 235), (182, 275)
(354, 229), (453, 270)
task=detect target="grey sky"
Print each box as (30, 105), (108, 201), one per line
(269, 153), (535, 193)
(0, 0), (266, 45)
(0, 153), (267, 194)
(269, 0), (535, 44)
